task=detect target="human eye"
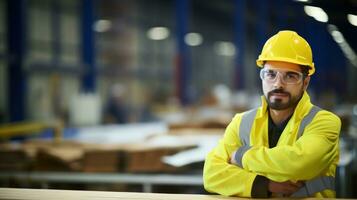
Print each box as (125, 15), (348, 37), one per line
(285, 72), (301, 81)
(265, 70), (277, 79)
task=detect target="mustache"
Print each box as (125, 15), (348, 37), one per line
(268, 89), (290, 96)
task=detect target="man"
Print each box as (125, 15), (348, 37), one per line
(203, 30), (341, 198)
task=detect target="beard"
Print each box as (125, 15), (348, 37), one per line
(266, 88), (303, 110)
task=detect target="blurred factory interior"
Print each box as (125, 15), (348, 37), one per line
(0, 0), (357, 198)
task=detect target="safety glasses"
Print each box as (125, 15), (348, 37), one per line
(260, 68), (303, 85)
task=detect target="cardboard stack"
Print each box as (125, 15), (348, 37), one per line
(122, 145), (194, 173)
(0, 143), (31, 171)
(23, 140), (83, 171)
(0, 124), (225, 173)
(82, 149), (122, 172)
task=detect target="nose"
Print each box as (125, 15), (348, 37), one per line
(273, 73), (285, 88)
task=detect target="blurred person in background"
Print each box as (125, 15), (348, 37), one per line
(0, 109), (4, 123)
(203, 30), (341, 198)
(103, 84), (129, 124)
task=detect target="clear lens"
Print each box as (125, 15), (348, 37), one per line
(260, 69), (303, 84)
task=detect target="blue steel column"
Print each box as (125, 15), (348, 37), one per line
(52, 0), (61, 63)
(80, 0), (96, 92)
(307, 21), (330, 97)
(255, 0), (269, 87)
(234, 0), (246, 90)
(7, 0), (27, 122)
(234, 0), (246, 89)
(256, 0), (268, 54)
(175, 0), (191, 105)
(274, 0), (288, 30)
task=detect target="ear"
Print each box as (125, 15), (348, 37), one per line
(303, 76), (310, 91)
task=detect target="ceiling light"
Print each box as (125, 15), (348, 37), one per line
(147, 27), (170, 40)
(304, 6), (328, 23)
(347, 14), (357, 26)
(185, 33), (203, 46)
(327, 24), (357, 67)
(331, 30), (345, 43)
(93, 20), (112, 32)
(214, 41), (236, 56)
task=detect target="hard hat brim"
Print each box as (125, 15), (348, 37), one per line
(256, 58), (315, 76)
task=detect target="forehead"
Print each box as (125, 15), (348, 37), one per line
(264, 61), (302, 72)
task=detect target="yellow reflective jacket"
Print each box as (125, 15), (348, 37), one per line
(203, 91), (341, 198)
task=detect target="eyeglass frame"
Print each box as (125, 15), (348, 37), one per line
(259, 68), (304, 85)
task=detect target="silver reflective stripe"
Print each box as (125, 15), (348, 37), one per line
(293, 106), (334, 197)
(234, 109), (257, 167)
(297, 106), (322, 139)
(234, 145), (252, 168)
(238, 108), (258, 146)
(238, 106), (334, 196)
(291, 176), (335, 197)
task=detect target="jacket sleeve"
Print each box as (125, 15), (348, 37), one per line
(240, 111), (341, 182)
(203, 114), (258, 197)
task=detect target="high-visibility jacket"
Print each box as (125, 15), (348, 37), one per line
(203, 91), (341, 198)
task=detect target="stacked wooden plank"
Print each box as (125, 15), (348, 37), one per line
(0, 140), (196, 173)
(0, 143), (31, 171)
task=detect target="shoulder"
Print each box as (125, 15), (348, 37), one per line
(227, 108), (261, 133)
(232, 108), (260, 122)
(309, 107), (341, 133)
(315, 108), (341, 124)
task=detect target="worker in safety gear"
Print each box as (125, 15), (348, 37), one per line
(203, 30), (341, 198)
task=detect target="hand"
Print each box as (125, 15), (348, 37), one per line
(230, 151), (236, 164)
(268, 180), (304, 196)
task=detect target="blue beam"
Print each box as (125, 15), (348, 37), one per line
(305, 19), (328, 97)
(255, 0), (269, 88)
(234, 0), (246, 90)
(175, 0), (191, 105)
(256, 0), (268, 53)
(275, 0), (288, 30)
(51, 0), (61, 63)
(80, 0), (96, 92)
(7, 0), (27, 122)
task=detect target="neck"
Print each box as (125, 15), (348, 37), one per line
(269, 107), (295, 125)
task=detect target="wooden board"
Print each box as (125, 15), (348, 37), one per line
(0, 188), (349, 200)
(0, 188), (240, 200)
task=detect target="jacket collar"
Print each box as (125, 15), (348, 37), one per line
(258, 91), (313, 122)
(291, 91), (313, 121)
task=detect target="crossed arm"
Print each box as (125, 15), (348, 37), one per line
(204, 112), (341, 197)
(231, 112), (341, 182)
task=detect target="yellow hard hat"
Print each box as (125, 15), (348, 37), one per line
(256, 30), (315, 75)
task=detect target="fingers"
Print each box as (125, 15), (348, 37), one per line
(290, 181), (304, 188)
(277, 183), (294, 195)
(229, 151), (236, 164)
(269, 180), (304, 195)
(281, 181), (305, 195)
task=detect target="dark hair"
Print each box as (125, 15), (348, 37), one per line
(300, 65), (310, 78)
